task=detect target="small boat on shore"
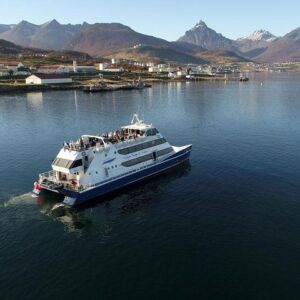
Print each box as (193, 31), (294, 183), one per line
(83, 78), (152, 93)
(239, 75), (249, 82)
(32, 113), (192, 207)
(83, 81), (110, 93)
(132, 77), (152, 89)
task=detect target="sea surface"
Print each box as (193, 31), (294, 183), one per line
(0, 73), (300, 300)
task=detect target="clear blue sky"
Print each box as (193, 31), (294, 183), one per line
(2, 0), (300, 40)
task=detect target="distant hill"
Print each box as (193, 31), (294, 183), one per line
(0, 20), (249, 64)
(178, 21), (239, 53)
(0, 21), (39, 48)
(0, 25), (12, 34)
(0, 39), (22, 54)
(106, 45), (209, 64)
(236, 30), (278, 58)
(0, 20), (171, 56)
(0, 20), (82, 51)
(194, 50), (249, 64)
(238, 29), (277, 42)
(0, 39), (92, 65)
(256, 28), (300, 62)
(177, 21), (300, 62)
(9, 19), (300, 63)
(65, 23), (172, 56)
(106, 44), (250, 65)
(30, 20), (82, 50)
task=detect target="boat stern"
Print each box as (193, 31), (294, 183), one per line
(32, 181), (43, 196)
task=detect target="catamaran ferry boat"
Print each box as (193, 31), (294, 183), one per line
(32, 114), (192, 207)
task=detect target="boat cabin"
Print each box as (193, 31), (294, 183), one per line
(41, 114), (161, 191)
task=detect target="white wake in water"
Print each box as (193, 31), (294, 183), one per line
(1, 192), (36, 207)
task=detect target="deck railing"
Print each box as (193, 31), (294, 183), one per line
(64, 134), (148, 152)
(39, 170), (55, 180)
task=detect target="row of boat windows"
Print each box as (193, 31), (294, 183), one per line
(157, 147), (174, 157)
(52, 157), (83, 169)
(121, 147), (173, 167)
(118, 138), (167, 155)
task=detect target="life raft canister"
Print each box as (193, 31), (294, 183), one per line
(34, 182), (42, 190)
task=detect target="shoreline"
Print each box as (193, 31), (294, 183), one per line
(0, 83), (84, 94)
(0, 75), (245, 94)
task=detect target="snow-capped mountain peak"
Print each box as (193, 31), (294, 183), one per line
(238, 29), (277, 42)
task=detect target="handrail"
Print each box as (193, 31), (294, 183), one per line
(63, 134), (147, 152)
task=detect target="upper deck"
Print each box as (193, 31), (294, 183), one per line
(63, 114), (159, 152)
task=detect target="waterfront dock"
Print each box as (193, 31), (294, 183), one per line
(0, 73), (246, 94)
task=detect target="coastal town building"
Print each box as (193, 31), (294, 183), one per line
(168, 72), (176, 78)
(102, 67), (125, 73)
(149, 64), (174, 73)
(0, 62), (24, 71)
(37, 61), (96, 74)
(98, 63), (109, 71)
(15, 66), (31, 76)
(72, 61), (96, 73)
(75, 65), (97, 73)
(25, 74), (73, 85)
(133, 62), (146, 67)
(38, 65), (71, 74)
(111, 58), (120, 64)
(133, 44), (146, 49)
(187, 65), (213, 76)
(176, 70), (187, 78)
(0, 69), (10, 76)
(0, 61), (30, 76)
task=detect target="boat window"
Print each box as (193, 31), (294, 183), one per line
(152, 128), (159, 135)
(118, 138), (166, 155)
(135, 144), (142, 152)
(121, 147), (173, 167)
(52, 157), (73, 168)
(52, 158), (83, 169)
(157, 147), (173, 157)
(146, 128), (159, 136)
(70, 159), (83, 168)
(122, 153), (153, 167)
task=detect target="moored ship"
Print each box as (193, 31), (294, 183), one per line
(32, 114), (192, 207)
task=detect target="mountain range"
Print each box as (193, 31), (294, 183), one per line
(177, 22), (300, 62)
(0, 38), (92, 64)
(0, 19), (299, 63)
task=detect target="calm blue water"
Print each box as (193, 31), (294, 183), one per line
(0, 73), (300, 299)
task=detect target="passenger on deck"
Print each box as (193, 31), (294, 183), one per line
(80, 137), (84, 148)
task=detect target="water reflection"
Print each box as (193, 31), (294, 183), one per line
(26, 92), (43, 109)
(37, 193), (93, 234)
(73, 90), (78, 112)
(36, 161), (191, 234)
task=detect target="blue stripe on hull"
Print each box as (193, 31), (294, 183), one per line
(59, 145), (191, 206)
